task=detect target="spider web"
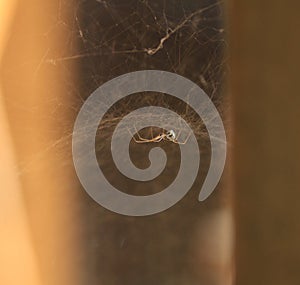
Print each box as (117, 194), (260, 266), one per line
(6, 0), (226, 175)
(1, 1), (230, 284)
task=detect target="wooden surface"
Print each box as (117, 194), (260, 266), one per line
(230, 1), (300, 284)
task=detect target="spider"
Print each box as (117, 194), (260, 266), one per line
(129, 127), (191, 145)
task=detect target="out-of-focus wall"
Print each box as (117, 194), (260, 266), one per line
(0, 0), (79, 284)
(0, 0), (42, 284)
(0, 0), (41, 284)
(230, 1), (300, 284)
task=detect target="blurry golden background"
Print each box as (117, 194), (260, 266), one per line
(1, 0), (300, 284)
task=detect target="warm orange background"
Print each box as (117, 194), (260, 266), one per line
(0, 0), (41, 284)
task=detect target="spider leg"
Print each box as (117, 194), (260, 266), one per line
(134, 138), (153, 143)
(131, 135), (150, 143)
(128, 127), (164, 143)
(175, 130), (193, 145)
(147, 135), (164, 143)
(154, 135), (164, 142)
(127, 127), (147, 143)
(176, 128), (182, 140)
(133, 125), (150, 141)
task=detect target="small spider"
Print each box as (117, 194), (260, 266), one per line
(129, 127), (190, 145)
